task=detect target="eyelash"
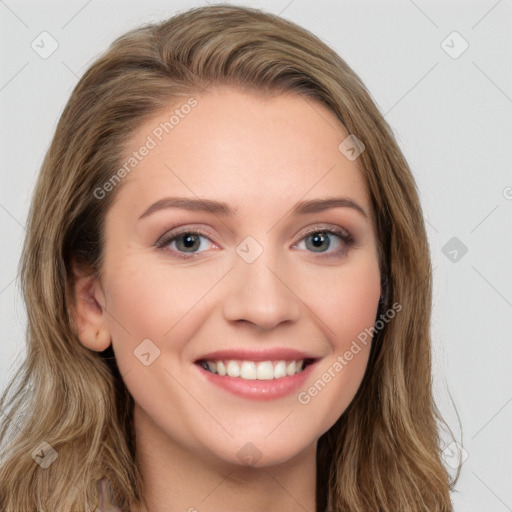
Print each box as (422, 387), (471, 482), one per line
(155, 225), (355, 261)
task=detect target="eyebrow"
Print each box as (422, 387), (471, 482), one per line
(138, 196), (369, 220)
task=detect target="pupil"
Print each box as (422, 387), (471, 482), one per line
(179, 234), (200, 251)
(307, 232), (329, 252)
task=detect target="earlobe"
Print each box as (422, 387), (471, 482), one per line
(70, 260), (111, 352)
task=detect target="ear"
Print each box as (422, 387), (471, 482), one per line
(69, 259), (111, 352)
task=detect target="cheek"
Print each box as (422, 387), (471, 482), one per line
(294, 254), (381, 428)
(301, 252), (381, 346)
(102, 256), (227, 369)
(331, 275), (381, 347)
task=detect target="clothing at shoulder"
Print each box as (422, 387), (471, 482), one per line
(94, 478), (125, 512)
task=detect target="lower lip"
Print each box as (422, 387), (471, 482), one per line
(195, 361), (318, 401)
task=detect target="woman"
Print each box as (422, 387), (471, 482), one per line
(0, 5), (457, 511)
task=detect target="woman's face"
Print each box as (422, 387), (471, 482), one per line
(88, 85), (381, 468)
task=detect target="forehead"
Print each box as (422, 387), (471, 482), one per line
(115, 85), (372, 221)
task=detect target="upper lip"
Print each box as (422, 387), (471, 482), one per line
(195, 347), (320, 363)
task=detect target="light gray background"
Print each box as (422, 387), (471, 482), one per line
(1, 1), (511, 510)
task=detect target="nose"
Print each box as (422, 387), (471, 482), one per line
(222, 245), (301, 331)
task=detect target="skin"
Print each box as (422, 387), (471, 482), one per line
(73, 85), (381, 512)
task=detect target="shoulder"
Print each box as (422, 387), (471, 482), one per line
(95, 478), (125, 512)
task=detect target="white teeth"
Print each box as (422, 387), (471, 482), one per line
(240, 361), (257, 380)
(256, 361), (274, 380)
(200, 359), (307, 380)
(226, 360), (240, 378)
(216, 361), (226, 376)
(273, 361), (287, 379)
(206, 361), (217, 373)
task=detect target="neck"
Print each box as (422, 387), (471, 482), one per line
(131, 404), (318, 512)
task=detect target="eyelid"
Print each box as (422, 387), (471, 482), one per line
(154, 226), (219, 262)
(155, 223), (355, 259)
(294, 223), (353, 244)
(291, 224), (354, 259)
(155, 225), (216, 247)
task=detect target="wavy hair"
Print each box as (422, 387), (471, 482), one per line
(0, 4), (457, 511)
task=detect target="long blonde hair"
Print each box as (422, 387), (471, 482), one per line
(0, 5), (457, 511)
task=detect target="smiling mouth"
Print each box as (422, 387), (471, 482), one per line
(196, 358), (316, 380)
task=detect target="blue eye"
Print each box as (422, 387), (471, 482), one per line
(294, 228), (354, 258)
(156, 229), (214, 259)
(156, 226), (354, 260)
(172, 232), (209, 253)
